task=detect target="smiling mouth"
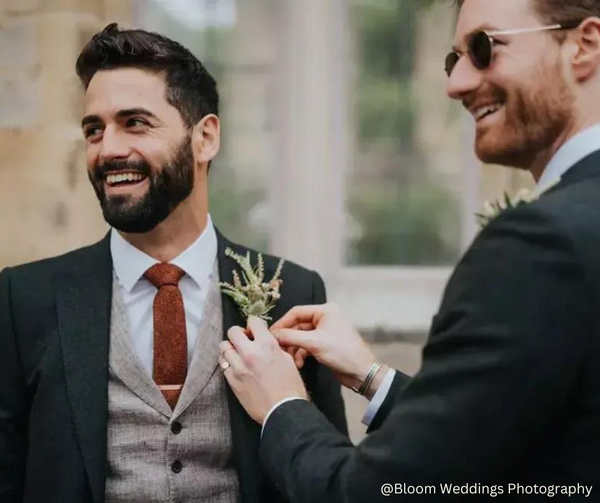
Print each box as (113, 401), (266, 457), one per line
(104, 172), (148, 188)
(473, 102), (504, 122)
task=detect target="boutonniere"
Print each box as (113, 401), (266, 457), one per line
(476, 178), (561, 228)
(219, 248), (285, 322)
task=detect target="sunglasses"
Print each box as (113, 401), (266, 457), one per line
(445, 21), (583, 77)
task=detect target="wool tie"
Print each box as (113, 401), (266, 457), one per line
(144, 263), (187, 410)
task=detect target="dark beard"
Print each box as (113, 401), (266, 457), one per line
(89, 137), (195, 233)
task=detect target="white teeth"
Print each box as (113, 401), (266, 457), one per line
(105, 173), (145, 186)
(474, 103), (501, 120)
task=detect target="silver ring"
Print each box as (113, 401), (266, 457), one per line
(221, 361), (231, 371)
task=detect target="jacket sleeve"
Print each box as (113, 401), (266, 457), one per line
(260, 205), (593, 502)
(0, 268), (28, 502)
(366, 370), (410, 432)
(300, 271), (349, 436)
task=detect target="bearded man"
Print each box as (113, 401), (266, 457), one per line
(0, 24), (347, 503)
(219, 1), (600, 501)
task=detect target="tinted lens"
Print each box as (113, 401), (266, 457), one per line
(444, 52), (460, 77)
(470, 31), (492, 69)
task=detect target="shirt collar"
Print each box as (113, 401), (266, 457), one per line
(110, 215), (218, 293)
(538, 123), (600, 191)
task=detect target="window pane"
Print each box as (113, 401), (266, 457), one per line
(137, 0), (275, 251)
(346, 0), (465, 266)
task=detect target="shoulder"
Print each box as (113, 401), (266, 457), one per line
(440, 190), (596, 339)
(533, 176), (600, 251)
(428, 195), (595, 382)
(2, 236), (110, 297)
(472, 177), (600, 291)
(470, 177), (600, 266)
(440, 196), (584, 319)
(219, 236), (322, 287)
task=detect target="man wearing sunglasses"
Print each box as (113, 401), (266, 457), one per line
(216, 0), (600, 501)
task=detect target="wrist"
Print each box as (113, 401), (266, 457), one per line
(350, 360), (385, 398)
(344, 357), (376, 391)
(364, 364), (389, 400)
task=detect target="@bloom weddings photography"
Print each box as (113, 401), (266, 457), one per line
(381, 483), (594, 498)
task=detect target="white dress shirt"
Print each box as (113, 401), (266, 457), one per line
(360, 123), (600, 427)
(110, 216), (218, 375)
(538, 123), (600, 191)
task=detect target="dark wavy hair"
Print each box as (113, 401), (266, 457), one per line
(76, 23), (219, 128)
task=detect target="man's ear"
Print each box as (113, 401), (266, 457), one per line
(570, 17), (600, 82)
(191, 114), (220, 166)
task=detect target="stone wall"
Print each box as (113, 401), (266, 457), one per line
(0, 0), (133, 268)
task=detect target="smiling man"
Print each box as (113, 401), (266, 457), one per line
(217, 0), (600, 501)
(447, 1), (582, 182)
(0, 24), (347, 503)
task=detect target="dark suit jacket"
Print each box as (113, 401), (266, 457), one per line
(260, 152), (600, 502)
(0, 229), (347, 503)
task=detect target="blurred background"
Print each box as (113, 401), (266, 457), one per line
(0, 0), (533, 440)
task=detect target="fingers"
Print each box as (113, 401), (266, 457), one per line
(219, 342), (245, 372)
(218, 355), (232, 373)
(286, 347), (309, 369)
(270, 304), (328, 331)
(247, 316), (275, 344)
(226, 318), (281, 367)
(220, 340), (235, 353)
(287, 321), (316, 331)
(273, 328), (319, 353)
(227, 325), (253, 353)
(294, 348), (309, 369)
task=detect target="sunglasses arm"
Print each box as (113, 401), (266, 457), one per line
(486, 24), (568, 37)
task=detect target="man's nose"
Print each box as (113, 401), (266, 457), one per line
(98, 126), (132, 164)
(446, 54), (483, 101)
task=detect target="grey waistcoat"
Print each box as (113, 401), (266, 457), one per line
(105, 266), (240, 502)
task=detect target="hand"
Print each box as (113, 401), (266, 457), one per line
(219, 316), (308, 424)
(271, 303), (387, 398)
(286, 347), (310, 369)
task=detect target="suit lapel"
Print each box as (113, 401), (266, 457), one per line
(56, 234), (112, 503)
(217, 230), (263, 503)
(174, 262), (222, 417)
(109, 279), (172, 418)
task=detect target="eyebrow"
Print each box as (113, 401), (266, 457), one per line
(81, 114), (102, 129)
(452, 23), (499, 52)
(81, 108), (159, 129)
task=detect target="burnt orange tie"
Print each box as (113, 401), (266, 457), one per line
(144, 263), (187, 410)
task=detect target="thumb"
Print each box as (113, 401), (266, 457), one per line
(273, 328), (319, 352)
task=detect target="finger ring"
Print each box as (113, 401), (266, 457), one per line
(222, 346), (236, 355)
(221, 361), (231, 371)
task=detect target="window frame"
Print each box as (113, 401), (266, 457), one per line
(269, 0), (480, 336)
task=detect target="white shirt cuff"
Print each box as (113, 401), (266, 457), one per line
(261, 397), (308, 436)
(361, 369), (396, 427)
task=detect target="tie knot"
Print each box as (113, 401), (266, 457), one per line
(144, 263), (185, 288)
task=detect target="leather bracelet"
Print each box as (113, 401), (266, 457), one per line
(351, 360), (382, 396)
